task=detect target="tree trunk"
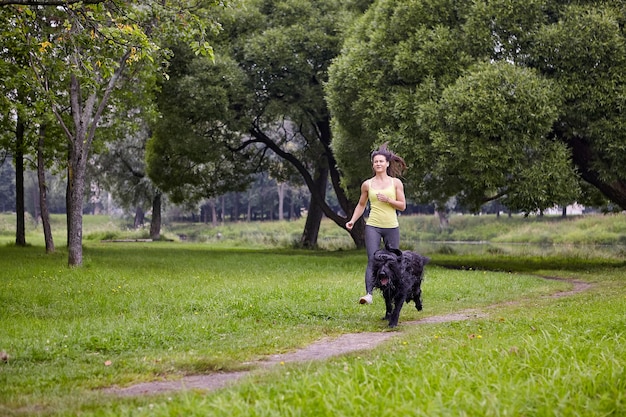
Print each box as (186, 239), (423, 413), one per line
(301, 196), (323, 248)
(66, 152), (71, 248)
(133, 206), (144, 228)
(247, 189), (252, 220)
(231, 192), (240, 221)
(289, 188), (296, 220)
(436, 208), (449, 230)
(51, 53), (130, 266)
(67, 149), (86, 266)
(300, 164), (328, 248)
(66, 76), (98, 266)
(37, 124), (55, 253)
(210, 199), (218, 226)
(277, 182), (285, 221)
(246, 120), (366, 248)
(14, 116), (26, 247)
(31, 182), (40, 222)
(149, 191), (162, 240)
(221, 195), (225, 223)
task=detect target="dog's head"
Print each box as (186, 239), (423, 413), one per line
(372, 249), (402, 288)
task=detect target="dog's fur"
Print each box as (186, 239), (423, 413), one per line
(372, 245), (429, 328)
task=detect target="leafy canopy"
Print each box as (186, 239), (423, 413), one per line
(327, 0), (626, 212)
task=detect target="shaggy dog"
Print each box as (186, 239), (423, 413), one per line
(372, 245), (429, 328)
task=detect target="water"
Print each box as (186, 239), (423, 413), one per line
(413, 241), (626, 258)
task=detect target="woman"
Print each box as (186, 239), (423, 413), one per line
(345, 143), (407, 304)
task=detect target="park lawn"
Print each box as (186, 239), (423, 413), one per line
(199, 279), (625, 417)
(0, 239), (624, 416)
(162, 270), (625, 417)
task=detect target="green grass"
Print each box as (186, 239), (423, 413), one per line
(168, 283), (625, 417)
(0, 213), (625, 416)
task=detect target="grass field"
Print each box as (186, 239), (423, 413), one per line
(3, 211), (626, 251)
(0, 213), (624, 416)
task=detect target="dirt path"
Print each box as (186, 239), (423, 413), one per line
(103, 277), (591, 397)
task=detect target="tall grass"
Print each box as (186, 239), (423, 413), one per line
(2, 212), (625, 252)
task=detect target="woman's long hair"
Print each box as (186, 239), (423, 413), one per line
(371, 143), (407, 178)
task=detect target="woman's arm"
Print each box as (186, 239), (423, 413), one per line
(346, 181), (369, 230)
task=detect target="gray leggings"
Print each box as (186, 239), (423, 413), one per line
(364, 225), (400, 294)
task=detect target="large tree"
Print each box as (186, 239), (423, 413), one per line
(2, 1), (222, 265)
(1, 6), (33, 246)
(149, 0), (373, 248)
(327, 0), (626, 213)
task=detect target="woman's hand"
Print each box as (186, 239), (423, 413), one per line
(376, 193), (391, 203)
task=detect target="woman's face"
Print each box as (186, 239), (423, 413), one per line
(372, 155), (389, 172)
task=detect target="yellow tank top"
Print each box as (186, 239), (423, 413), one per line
(366, 179), (398, 228)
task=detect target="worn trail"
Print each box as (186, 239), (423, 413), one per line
(104, 277), (591, 397)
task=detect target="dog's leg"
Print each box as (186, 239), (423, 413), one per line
(415, 287), (423, 311)
(383, 290), (393, 321)
(388, 294), (407, 328)
(411, 284), (423, 311)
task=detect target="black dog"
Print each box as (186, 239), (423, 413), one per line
(372, 245), (429, 328)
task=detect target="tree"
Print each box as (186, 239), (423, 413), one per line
(326, 0), (626, 213)
(1, 6), (32, 246)
(146, 46), (256, 207)
(36, 123), (55, 252)
(150, 0), (373, 248)
(92, 121), (163, 239)
(3, 1), (222, 265)
(2, 5), (72, 251)
(235, 0), (374, 248)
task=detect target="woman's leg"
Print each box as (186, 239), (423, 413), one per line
(360, 227), (400, 304)
(381, 227), (400, 250)
(360, 226), (383, 303)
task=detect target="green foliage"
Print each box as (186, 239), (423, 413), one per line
(2, 1), (227, 266)
(532, 4), (626, 179)
(0, 6), (67, 178)
(426, 61), (580, 212)
(148, 0), (370, 239)
(327, 0), (626, 212)
(147, 47), (254, 203)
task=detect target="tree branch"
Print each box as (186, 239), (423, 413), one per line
(482, 190), (508, 204)
(241, 126), (346, 225)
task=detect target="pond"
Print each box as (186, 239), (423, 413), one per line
(413, 241), (626, 259)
